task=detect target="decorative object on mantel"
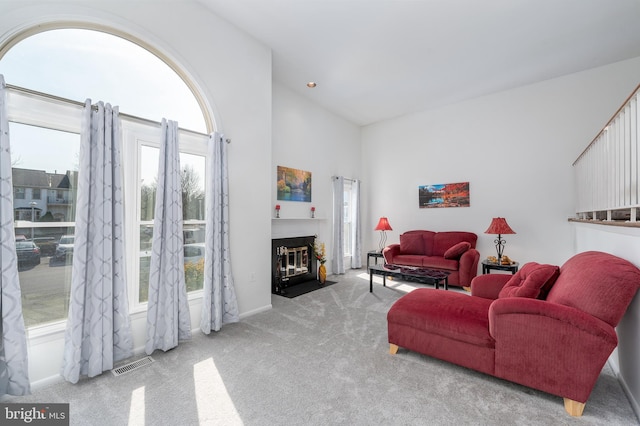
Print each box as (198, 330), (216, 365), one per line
(275, 204), (280, 218)
(375, 217), (392, 252)
(313, 238), (327, 284)
(311, 206), (315, 218)
(484, 217), (516, 265)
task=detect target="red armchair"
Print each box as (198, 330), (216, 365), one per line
(387, 251), (640, 416)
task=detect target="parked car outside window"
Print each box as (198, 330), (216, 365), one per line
(16, 241), (41, 267)
(184, 243), (205, 264)
(52, 235), (74, 265)
(32, 237), (57, 257)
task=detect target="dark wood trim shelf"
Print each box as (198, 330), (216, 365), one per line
(568, 218), (640, 228)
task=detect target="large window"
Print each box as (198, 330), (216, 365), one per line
(1, 28), (206, 132)
(11, 123), (79, 327)
(2, 27), (210, 328)
(136, 142), (207, 303)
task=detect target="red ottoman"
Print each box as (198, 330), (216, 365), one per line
(387, 288), (496, 375)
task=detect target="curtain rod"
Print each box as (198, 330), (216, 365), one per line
(332, 176), (356, 182)
(5, 83), (230, 143)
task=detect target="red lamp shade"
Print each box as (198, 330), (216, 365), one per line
(375, 217), (393, 231)
(484, 217), (515, 235)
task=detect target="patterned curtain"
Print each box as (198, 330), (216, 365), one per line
(0, 76), (31, 396)
(331, 176), (345, 274)
(61, 100), (133, 384)
(145, 119), (191, 354)
(350, 179), (362, 269)
(200, 133), (239, 334)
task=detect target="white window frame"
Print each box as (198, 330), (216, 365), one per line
(122, 120), (208, 313)
(8, 89), (81, 334)
(7, 86), (210, 325)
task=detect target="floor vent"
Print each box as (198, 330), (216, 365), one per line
(111, 356), (154, 377)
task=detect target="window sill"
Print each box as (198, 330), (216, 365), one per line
(27, 320), (67, 341)
(129, 290), (204, 315)
(27, 291), (205, 340)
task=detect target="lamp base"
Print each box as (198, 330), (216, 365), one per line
(494, 234), (506, 264)
(378, 231), (387, 252)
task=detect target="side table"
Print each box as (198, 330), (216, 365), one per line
(367, 251), (384, 269)
(482, 260), (519, 275)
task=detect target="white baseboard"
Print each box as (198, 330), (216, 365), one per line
(614, 363), (640, 421)
(30, 374), (65, 392)
(239, 303), (272, 319)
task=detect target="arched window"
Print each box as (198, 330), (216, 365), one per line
(1, 27), (211, 328)
(1, 28), (208, 132)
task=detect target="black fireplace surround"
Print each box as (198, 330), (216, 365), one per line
(271, 235), (317, 295)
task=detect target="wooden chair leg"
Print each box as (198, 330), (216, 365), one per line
(389, 344), (399, 354)
(564, 398), (585, 416)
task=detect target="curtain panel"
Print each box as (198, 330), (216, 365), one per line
(145, 119), (191, 354)
(0, 75), (31, 395)
(350, 179), (362, 269)
(331, 176), (345, 274)
(200, 132), (239, 334)
(61, 100), (133, 384)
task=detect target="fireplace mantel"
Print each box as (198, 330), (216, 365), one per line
(272, 217), (325, 240)
(272, 218), (326, 221)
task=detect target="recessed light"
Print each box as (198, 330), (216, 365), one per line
(306, 82), (317, 88)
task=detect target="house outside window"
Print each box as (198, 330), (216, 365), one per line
(14, 187), (25, 199)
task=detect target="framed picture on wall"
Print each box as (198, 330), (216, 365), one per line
(277, 166), (312, 202)
(418, 182), (470, 208)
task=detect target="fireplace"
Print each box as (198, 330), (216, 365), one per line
(272, 235), (317, 295)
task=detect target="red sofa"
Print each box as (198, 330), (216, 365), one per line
(382, 230), (480, 287)
(387, 251), (640, 416)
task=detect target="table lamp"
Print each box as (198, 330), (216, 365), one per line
(484, 217), (515, 263)
(375, 217), (392, 252)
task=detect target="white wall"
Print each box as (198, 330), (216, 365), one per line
(0, 1), (273, 385)
(362, 57), (640, 415)
(361, 57), (640, 265)
(3, 1), (640, 407)
(573, 222), (640, 415)
(271, 82), (361, 273)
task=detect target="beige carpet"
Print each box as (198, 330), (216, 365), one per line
(3, 269), (638, 425)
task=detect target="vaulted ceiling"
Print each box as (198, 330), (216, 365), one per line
(198, 0), (640, 126)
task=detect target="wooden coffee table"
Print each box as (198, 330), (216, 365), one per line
(368, 264), (451, 292)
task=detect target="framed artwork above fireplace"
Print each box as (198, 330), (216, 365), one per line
(277, 165), (312, 202)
